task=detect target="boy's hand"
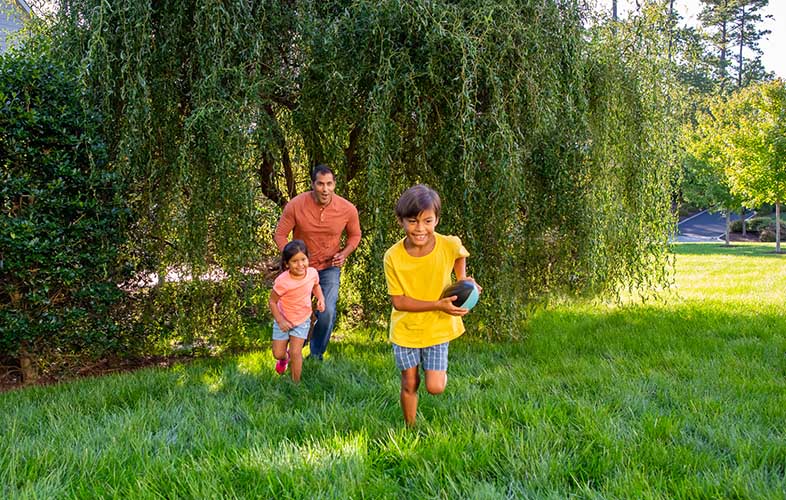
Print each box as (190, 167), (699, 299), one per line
(316, 297), (326, 312)
(277, 319), (294, 331)
(437, 296), (469, 316)
(465, 276), (482, 293)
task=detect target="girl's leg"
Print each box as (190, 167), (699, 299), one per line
(424, 370), (447, 395)
(272, 339), (288, 360)
(400, 366), (420, 426)
(288, 336), (305, 382)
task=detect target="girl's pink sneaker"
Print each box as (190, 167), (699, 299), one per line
(275, 351), (289, 374)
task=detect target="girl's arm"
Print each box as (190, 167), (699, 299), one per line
(390, 294), (468, 317)
(313, 283), (325, 312)
(269, 290), (294, 331)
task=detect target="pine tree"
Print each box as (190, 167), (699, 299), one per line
(698, 0), (772, 92)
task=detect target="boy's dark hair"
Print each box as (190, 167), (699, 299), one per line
(395, 184), (441, 219)
(311, 164), (334, 182)
(281, 239), (309, 271)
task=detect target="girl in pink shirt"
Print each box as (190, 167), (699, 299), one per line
(269, 240), (325, 382)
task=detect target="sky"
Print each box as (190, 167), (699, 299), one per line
(612, 0), (785, 79)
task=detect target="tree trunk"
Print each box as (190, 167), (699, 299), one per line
(19, 346), (38, 384)
(725, 211), (731, 245)
(667, 0), (675, 63)
(612, 0), (617, 21)
(720, 18), (728, 91)
(741, 207), (746, 236)
(775, 201), (781, 253)
(737, 6), (746, 88)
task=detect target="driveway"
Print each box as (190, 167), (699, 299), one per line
(676, 209), (754, 242)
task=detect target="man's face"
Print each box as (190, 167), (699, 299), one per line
(312, 172), (336, 206)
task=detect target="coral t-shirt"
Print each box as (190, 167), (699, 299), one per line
(383, 233), (469, 348)
(273, 267), (319, 325)
(273, 192), (362, 270)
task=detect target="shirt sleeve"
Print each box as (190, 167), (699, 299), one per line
(273, 201), (296, 251)
(449, 235), (470, 259)
(384, 250), (403, 296)
(272, 273), (286, 296)
(344, 205), (362, 252)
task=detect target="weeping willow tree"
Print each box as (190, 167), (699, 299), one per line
(49, 0), (679, 343)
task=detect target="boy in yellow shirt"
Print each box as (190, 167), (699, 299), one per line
(383, 184), (481, 426)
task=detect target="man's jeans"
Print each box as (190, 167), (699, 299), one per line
(310, 266), (341, 358)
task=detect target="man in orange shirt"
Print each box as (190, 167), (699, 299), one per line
(274, 165), (362, 360)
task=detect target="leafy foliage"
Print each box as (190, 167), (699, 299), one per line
(47, 0), (680, 340)
(0, 44), (132, 364)
(689, 79), (786, 250)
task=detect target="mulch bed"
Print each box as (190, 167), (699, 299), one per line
(726, 232), (763, 242)
(0, 354), (194, 393)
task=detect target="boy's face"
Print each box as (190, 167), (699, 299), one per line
(400, 209), (438, 249)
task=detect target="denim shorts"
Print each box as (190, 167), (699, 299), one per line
(272, 318), (310, 341)
(392, 342), (449, 371)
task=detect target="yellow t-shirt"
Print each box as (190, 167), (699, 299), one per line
(383, 233), (470, 348)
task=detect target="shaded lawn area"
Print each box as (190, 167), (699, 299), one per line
(2, 243), (785, 498)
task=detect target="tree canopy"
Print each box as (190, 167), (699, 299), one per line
(37, 0), (681, 341)
(688, 78), (786, 251)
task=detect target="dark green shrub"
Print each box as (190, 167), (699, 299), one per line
(0, 45), (132, 378)
(746, 216), (785, 233)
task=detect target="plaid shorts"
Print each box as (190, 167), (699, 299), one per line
(392, 342), (449, 371)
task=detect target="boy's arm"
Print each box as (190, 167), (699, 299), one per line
(390, 294), (469, 317)
(269, 290), (293, 330)
(453, 256), (482, 291)
(453, 257), (467, 280)
(313, 283), (326, 312)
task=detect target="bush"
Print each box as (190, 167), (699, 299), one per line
(745, 216), (785, 233)
(0, 45), (132, 379)
(760, 229), (776, 242)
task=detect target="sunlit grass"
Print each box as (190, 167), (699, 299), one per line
(1, 243), (785, 498)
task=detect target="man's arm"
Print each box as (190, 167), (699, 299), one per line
(331, 205), (362, 267)
(273, 203), (296, 251)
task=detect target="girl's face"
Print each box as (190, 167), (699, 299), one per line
(286, 251), (309, 278)
(400, 209), (438, 250)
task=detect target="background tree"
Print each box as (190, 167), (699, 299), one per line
(723, 79), (786, 252)
(38, 0), (681, 344)
(688, 79), (786, 252)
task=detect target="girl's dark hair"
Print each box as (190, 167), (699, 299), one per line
(281, 239), (309, 271)
(395, 184), (441, 219)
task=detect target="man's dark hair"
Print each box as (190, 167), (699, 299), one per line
(395, 184), (441, 219)
(311, 164), (335, 182)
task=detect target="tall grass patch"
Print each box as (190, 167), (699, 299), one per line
(2, 243), (785, 497)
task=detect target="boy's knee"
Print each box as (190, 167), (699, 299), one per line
(425, 373), (447, 395)
(400, 373), (419, 393)
(425, 380), (445, 395)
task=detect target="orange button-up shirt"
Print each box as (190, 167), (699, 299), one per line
(274, 192), (362, 270)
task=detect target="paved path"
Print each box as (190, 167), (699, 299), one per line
(676, 209), (754, 242)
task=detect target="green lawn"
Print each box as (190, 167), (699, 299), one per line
(2, 243), (785, 498)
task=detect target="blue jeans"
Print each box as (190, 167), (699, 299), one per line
(310, 266), (341, 358)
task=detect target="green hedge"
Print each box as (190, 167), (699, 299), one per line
(0, 45), (132, 375)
